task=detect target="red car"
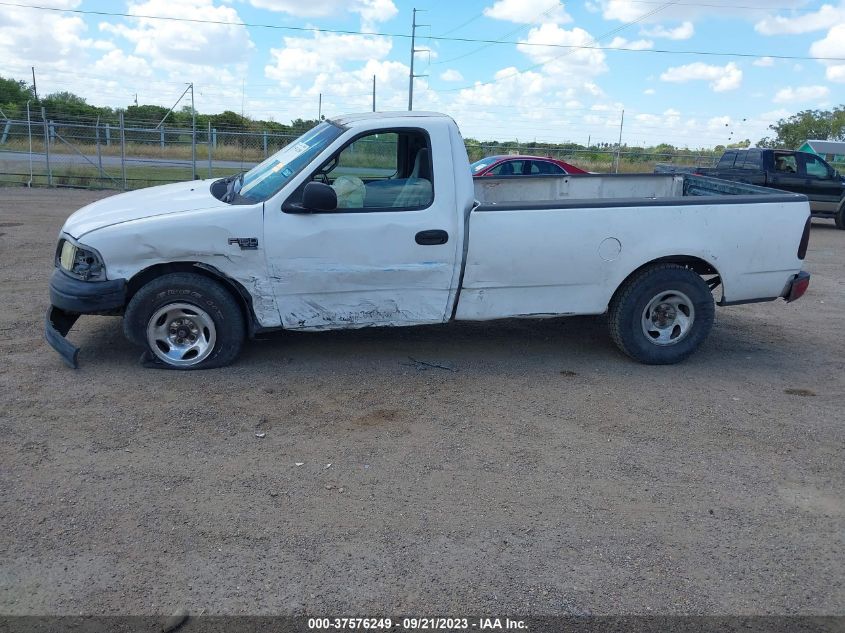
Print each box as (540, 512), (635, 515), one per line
(471, 155), (588, 177)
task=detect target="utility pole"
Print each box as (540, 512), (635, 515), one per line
(372, 75), (376, 112)
(614, 109), (625, 174)
(190, 82), (196, 180)
(31, 66), (38, 102)
(318, 93), (322, 120)
(408, 8), (429, 111)
(134, 93), (138, 107)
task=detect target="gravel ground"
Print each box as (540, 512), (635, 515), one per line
(0, 188), (843, 616)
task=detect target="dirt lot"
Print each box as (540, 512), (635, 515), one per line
(0, 188), (843, 616)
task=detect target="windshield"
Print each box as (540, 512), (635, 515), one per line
(237, 121), (344, 202)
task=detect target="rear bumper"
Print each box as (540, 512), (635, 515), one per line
(784, 270), (811, 303)
(46, 269), (127, 368)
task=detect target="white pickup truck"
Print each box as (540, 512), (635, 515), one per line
(46, 111), (812, 370)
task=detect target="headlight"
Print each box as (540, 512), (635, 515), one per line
(56, 238), (106, 281)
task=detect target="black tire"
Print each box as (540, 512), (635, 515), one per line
(123, 272), (245, 370)
(835, 200), (845, 230)
(608, 264), (715, 365)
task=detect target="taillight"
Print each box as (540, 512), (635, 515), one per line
(787, 272), (810, 302)
(797, 216), (811, 260)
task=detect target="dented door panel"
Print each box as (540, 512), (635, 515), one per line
(263, 121), (463, 330)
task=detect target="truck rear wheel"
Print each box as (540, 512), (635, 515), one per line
(123, 273), (245, 369)
(608, 264), (715, 364)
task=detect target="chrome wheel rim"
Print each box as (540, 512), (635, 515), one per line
(641, 290), (695, 346)
(146, 302), (216, 367)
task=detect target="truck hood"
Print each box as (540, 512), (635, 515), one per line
(63, 180), (228, 238)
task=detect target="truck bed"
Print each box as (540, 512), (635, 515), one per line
(457, 173), (809, 322)
(473, 173), (802, 207)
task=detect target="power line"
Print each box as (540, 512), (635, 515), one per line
(433, 1), (564, 65)
(437, 10), (484, 36)
(2, 1), (843, 62)
(434, 0), (684, 93)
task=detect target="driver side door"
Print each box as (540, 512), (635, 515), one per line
(799, 153), (842, 213)
(262, 125), (462, 330)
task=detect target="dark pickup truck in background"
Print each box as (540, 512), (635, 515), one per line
(656, 148), (845, 229)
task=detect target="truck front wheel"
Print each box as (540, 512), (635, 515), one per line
(123, 273), (245, 369)
(835, 199), (845, 230)
(608, 264), (715, 364)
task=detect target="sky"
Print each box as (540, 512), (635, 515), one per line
(0, 0), (843, 148)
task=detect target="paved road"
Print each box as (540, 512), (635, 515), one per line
(0, 150), (396, 179)
(0, 149), (258, 171)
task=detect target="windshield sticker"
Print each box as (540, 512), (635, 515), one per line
(271, 162), (286, 173)
(281, 167), (293, 177)
(291, 142), (309, 155)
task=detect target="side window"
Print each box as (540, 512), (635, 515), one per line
(330, 133), (398, 182)
(774, 154), (798, 174)
(489, 160), (523, 176)
(718, 152), (737, 168)
(305, 129), (433, 211)
(743, 149), (761, 170)
(530, 160), (565, 175)
(803, 154), (831, 179)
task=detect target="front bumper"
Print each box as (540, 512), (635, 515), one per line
(45, 269), (127, 368)
(49, 268), (126, 314)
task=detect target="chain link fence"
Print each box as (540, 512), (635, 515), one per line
(0, 110), (719, 191)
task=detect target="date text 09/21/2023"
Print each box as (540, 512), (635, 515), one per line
(306, 617), (528, 630)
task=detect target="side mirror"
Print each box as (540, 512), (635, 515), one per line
(302, 181), (337, 212)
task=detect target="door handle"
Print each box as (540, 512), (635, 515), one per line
(415, 229), (449, 245)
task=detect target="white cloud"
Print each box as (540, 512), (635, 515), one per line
(753, 57), (775, 67)
(516, 24), (609, 84)
(594, 0), (653, 21)
(760, 108), (792, 121)
(634, 108), (681, 127)
(641, 21), (694, 40)
(0, 0), (106, 68)
(608, 36), (653, 50)
(810, 24), (845, 83)
(101, 0), (254, 68)
(265, 31), (392, 85)
(707, 116), (732, 131)
(440, 69), (464, 82)
(644, 88), (655, 95)
(483, 0), (572, 25)
(92, 49), (153, 78)
(355, 0), (399, 28)
(247, 0), (397, 27)
(660, 62), (742, 92)
(755, 3), (845, 35)
(595, 0), (808, 23)
(773, 85), (831, 103)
